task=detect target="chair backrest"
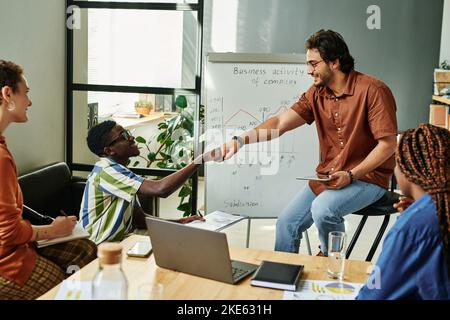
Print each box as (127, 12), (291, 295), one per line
(18, 162), (86, 219)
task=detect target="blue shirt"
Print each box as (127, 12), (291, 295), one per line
(357, 194), (450, 300)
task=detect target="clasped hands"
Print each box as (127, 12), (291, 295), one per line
(201, 139), (242, 164)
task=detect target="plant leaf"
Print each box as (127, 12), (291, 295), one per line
(158, 122), (168, 130)
(156, 132), (167, 143)
(135, 136), (146, 144)
(175, 95), (187, 109)
(156, 162), (167, 169)
(177, 202), (191, 213)
(178, 185), (191, 197)
(147, 152), (156, 162)
(160, 152), (171, 160)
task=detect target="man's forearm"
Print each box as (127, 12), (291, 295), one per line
(240, 117), (280, 145)
(155, 160), (201, 197)
(351, 138), (396, 180)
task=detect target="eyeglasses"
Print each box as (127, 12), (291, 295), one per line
(107, 130), (133, 147)
(306, 60), (324, 72)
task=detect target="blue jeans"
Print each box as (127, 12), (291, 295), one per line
(275, 180), (386, 254)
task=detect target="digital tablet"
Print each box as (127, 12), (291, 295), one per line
(296, 175), (332, 182)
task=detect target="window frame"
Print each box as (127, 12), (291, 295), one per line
(66, 0), (203, 212)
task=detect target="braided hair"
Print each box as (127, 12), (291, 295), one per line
(396, 123), (450, 272)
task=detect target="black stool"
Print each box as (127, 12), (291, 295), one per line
(345, 190), (401, 261)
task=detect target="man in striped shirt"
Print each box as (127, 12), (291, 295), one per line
(80, 120), (218, 244)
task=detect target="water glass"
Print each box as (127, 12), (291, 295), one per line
(136, 282), (164, 300)
(327, 231), (346, 280)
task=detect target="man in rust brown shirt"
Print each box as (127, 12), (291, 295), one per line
(220, 30), (398, 255)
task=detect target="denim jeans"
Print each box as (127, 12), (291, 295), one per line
(275, 180), (386, 254)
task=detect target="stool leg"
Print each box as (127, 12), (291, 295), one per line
(304, 230), (312, 256)
(366, 215), (390, 262)
(346, 216), (368, 259)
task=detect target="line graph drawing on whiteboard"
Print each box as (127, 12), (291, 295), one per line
(209, 97), (301, 155)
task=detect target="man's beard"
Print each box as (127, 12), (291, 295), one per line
(313, 71), (332, 87)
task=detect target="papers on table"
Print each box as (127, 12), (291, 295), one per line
(186, 211), (246, 231)
(55, 280), (92, 300)
(283, 280), (364, 300)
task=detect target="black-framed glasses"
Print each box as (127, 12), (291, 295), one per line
(107, 130), (133, 147)
(306, 60), (324, 72)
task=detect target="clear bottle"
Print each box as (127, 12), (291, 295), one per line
(92, 242), (128, 300)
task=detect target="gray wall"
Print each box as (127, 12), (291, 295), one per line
(440, 0), (450, 63)
(204, 0), (444, 131)
(0, 0), (65, 174)
(0, 0), (444, 174)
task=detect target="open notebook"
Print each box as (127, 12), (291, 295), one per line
(36, 223), (90, 248)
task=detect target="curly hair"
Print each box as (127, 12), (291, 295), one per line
(396, 123), (450, 273)
(305, 29), (355, 73)
(86, 120), (117, 156)
(0, 60), (24, 104)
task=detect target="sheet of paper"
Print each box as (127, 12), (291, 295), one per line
(37, 223), (90, 248)
(54, 280), (92, 300)
(283, 280), (364, 300)
(186, 210), (246, 231)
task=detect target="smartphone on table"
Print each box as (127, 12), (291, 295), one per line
(126, 241), (152, 258)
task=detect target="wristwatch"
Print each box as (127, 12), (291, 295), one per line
(232, 136), (245, 148)
(347, 170), (354, 183)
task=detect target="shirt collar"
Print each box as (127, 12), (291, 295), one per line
(317, 70), (357, 98)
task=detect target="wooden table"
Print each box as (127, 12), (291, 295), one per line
(38, 235), (371, 300)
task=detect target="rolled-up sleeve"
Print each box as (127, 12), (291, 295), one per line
(290, 87), (315, 125)
(367, 84), (398, 140)
(0, 153), (33, 247)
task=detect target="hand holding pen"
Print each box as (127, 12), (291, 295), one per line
(51, 210), (77, 237)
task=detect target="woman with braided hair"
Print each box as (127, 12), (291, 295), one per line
(358, 123), (450, 299)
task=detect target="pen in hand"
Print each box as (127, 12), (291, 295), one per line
(60, 210), (68, 217)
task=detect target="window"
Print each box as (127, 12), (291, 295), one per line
(67, 0), (203, 212)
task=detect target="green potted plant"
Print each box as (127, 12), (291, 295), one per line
(133, 95), (204, 217)
(134, 100), (154, 115)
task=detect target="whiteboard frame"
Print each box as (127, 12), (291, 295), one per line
(207, 52), (306, 64)
(204, 52), (313, 217)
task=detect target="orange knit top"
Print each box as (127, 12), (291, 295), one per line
(0, 135), (36, 286)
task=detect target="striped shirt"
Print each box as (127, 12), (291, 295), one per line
(79, 157), (144, 244)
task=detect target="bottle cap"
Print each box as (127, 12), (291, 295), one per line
(97, 242), (123, 265)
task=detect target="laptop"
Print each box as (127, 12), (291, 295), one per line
(145, 217), (258, 284)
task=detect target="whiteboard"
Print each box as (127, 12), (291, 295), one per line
(205, 53), (319, 218)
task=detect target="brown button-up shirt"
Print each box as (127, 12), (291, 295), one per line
(291, 71), (398, 195)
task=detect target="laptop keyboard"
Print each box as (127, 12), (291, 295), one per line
(232, 267), (249, 280)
